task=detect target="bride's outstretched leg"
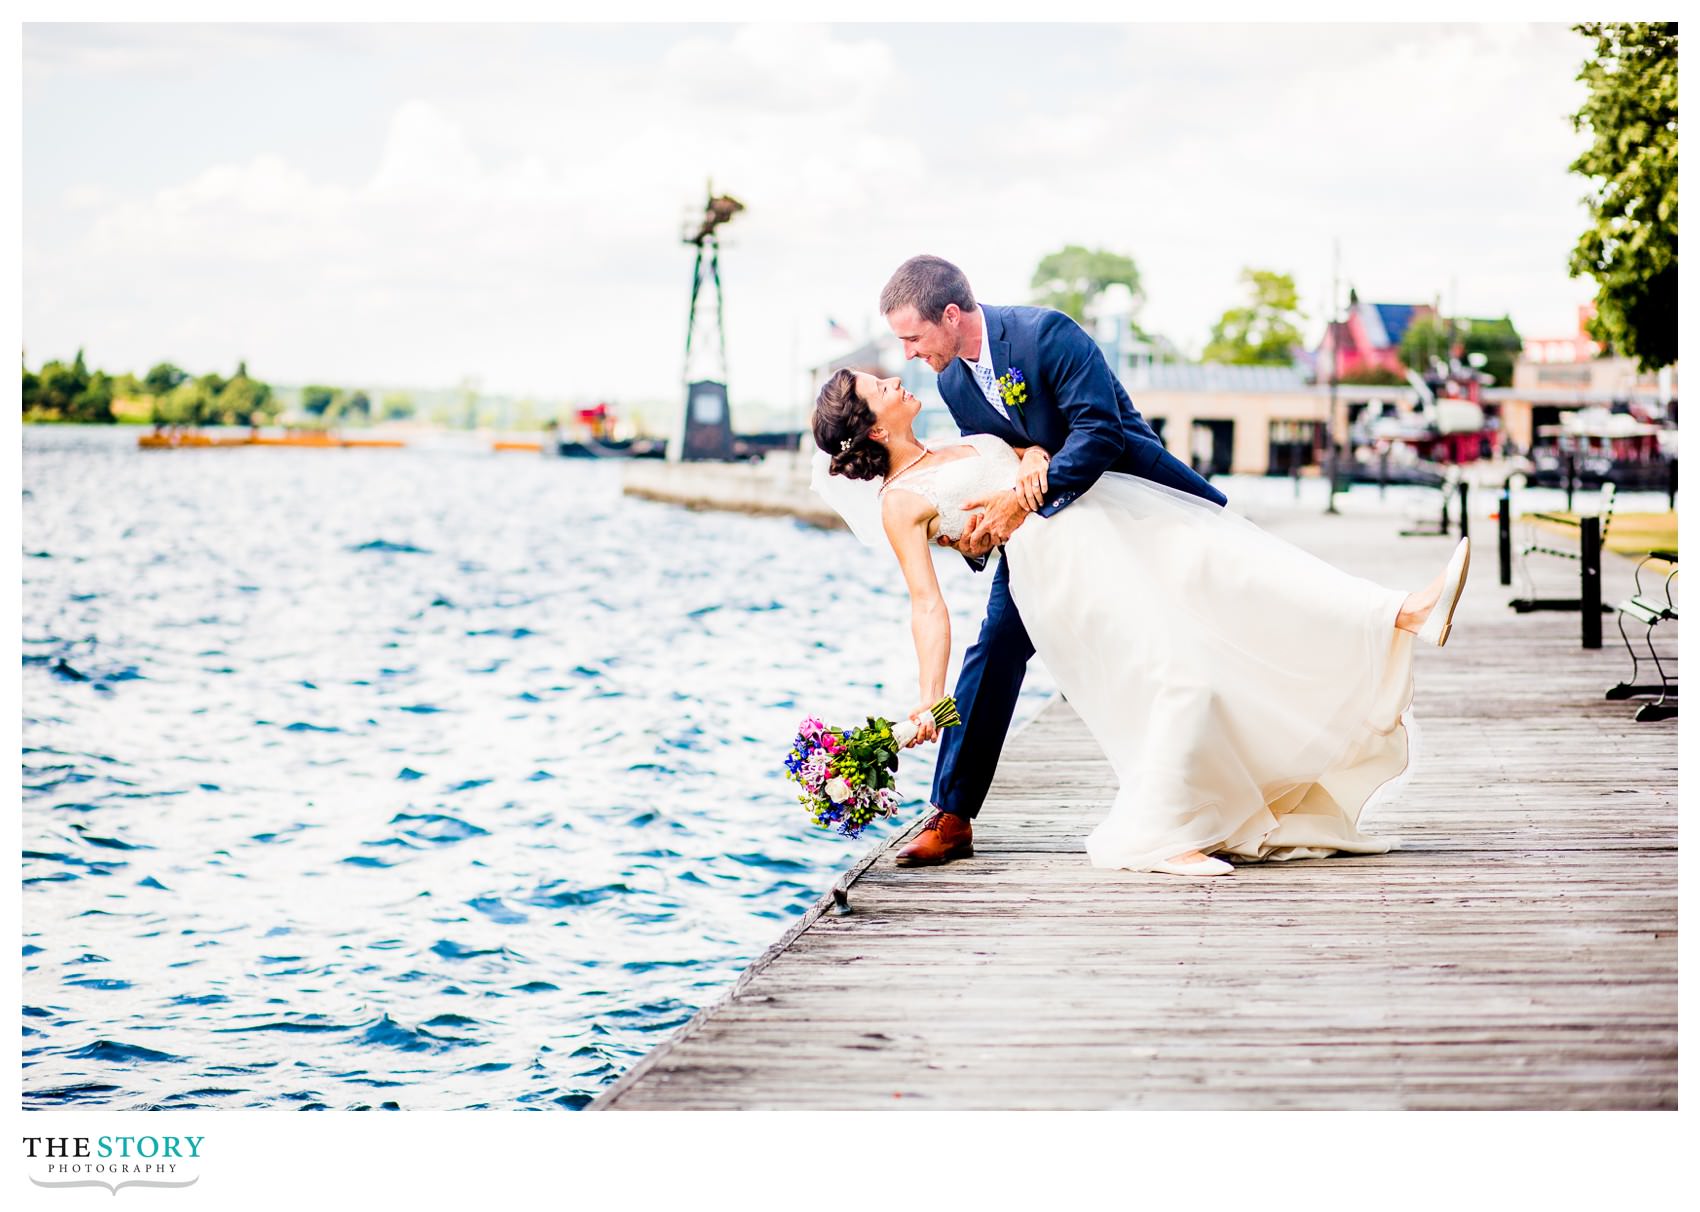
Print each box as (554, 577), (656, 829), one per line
(1396, 537), (1471, 636)
(1395, 579), (1441, 633)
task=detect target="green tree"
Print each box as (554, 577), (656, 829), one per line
(68, 370), (115, 423)
(143, 362), (188, 395)
(1030, 245), (1143, 323)
(1567, 21), (1677, 370)
(379, 391), (415, 421)
(156, 380), (205, 427)
(1456, 316), (1522, 384)
(23, 350), (113, 422)
(218, 366), (277, 426)
(1202, 269), (1306, 365)
(1399, 313), (1523, 384)
(194, 370), (227, 402)
(37, 355), (85, 416)
(300, 385), (340, 418)
(1398, 313), (1450, 377)
(108, 372), (151, 424)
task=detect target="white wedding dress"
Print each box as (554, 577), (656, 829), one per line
(887, 433), (1415, 872)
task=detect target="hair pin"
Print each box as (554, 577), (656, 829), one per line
(839, 438), (854, 452)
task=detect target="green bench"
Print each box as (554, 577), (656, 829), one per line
(1606, 549), (1677, 721)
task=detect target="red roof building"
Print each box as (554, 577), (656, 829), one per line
(1314, 295), (1436, 382)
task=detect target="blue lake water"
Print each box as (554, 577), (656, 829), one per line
(20, 425), (1054, 1110)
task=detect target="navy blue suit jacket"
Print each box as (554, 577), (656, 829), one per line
(924, 303), (1229, 821)
(935, 303), (1226, 520)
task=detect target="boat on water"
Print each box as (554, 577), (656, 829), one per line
(530, 404), (669, 459)
(138, 427), (405, 450)
(553, 435), (668, 459)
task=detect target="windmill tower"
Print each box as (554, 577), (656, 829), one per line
(672, 184), (744, 462)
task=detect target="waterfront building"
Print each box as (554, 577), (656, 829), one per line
(1491, 306), (1677, 454)
(1117, 360), (1430, 477)
(809, 321), (1429, 478)
(1313, 294), (1436, 383)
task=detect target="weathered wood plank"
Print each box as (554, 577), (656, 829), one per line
(593, 508), (1677, 1111)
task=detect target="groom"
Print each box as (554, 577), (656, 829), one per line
(880, 254), (1227, 866)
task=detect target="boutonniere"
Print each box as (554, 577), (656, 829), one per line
(996, 368), (1027, 418)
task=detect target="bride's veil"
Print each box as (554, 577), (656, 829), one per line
(808, 448), (887, 548)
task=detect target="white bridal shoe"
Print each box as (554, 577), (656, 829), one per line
(1151, 855), (1235, 877)
(1417, 536), (1472, 648)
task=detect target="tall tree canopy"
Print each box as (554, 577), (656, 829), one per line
(1202, 269), (1306, 366)
(144, 362), (188, 395)
(1567, 21), (1677, 370)
(380, 392), (416, 421)
(1030, 245), (1143, 323)
(23, 355), (279, 425)
(21, 349), (114, 423)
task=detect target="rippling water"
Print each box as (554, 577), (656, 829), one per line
(21, 426), (1053, 1110)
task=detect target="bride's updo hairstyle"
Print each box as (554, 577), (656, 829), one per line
(812, 368), (890, 481)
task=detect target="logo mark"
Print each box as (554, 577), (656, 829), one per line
(30, 1176), (201, 1196)
(22, 1135), (204, 1195)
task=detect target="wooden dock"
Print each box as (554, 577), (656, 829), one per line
(621, 451), (848, 529)
(593, 502), (1677, 1110)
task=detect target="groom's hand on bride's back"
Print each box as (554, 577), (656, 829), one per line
(961, 490), (1030, 549)
(937, 515), (997, 560)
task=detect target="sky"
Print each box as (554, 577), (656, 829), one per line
(23, 21), (1601, 417)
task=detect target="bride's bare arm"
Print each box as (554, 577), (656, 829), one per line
(882, 489), (949, 744)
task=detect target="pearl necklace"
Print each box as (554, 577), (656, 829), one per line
(880, 444), (931, 492)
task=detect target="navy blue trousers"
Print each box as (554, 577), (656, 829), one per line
(929, 445), (1226, 820)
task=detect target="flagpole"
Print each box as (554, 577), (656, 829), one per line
(1325, 236), (1341, 516)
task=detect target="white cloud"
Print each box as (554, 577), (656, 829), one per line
(23, 22), (377, 88)
(984, 23), (1598, 345)
(23, 21), (1607, 413)
(368, 99), (485, 196)
(660, 23), (899, 115)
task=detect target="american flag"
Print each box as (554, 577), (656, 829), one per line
(826, 317), (850, 340)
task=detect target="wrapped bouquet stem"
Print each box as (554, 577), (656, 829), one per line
(784, 697), (962, 838)
(890, 696), (964, 746)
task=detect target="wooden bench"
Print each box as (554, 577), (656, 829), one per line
(1516, 482), (1615, 584)
(1511, 483), (1616, 647)
(1606, 550), (1677, 721)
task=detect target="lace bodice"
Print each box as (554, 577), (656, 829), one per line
(880, 433), (1023, 540)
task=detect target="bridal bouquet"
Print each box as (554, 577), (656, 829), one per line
(783, 698), (962, 838)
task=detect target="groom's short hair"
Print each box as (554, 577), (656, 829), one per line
(880, 255), (976, 323)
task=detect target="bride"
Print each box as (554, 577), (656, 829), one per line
(811, 369), (1470, 877)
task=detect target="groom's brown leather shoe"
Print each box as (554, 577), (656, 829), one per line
(895, 810), (973, 866)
